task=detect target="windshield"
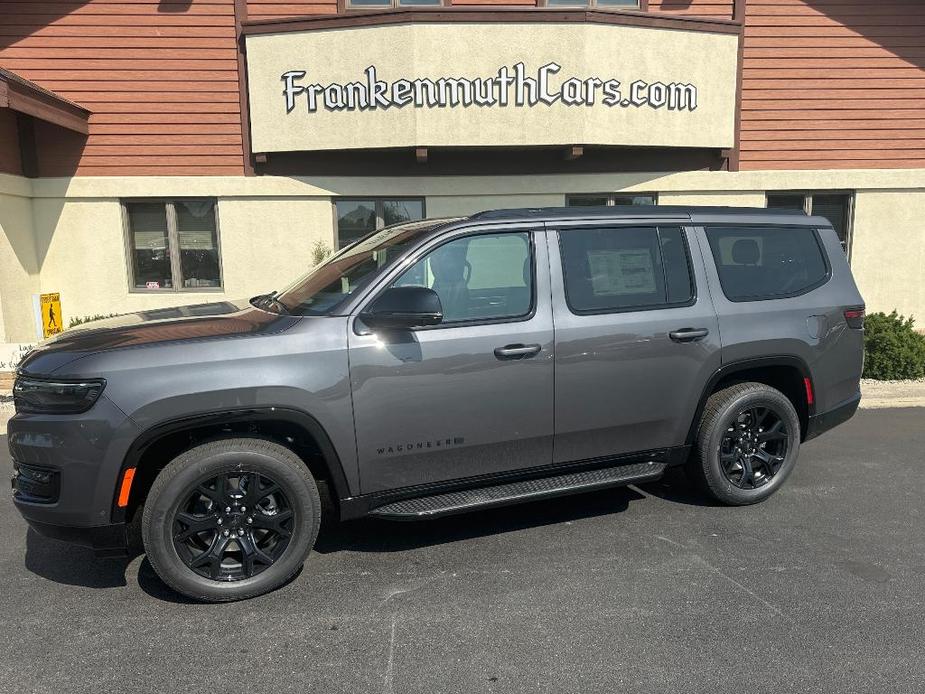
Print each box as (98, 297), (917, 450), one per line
(274, 219), (458, 315)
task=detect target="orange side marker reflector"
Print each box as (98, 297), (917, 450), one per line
(117, 467), (136, 508)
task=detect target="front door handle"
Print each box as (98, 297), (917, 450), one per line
(494, 344), (542, 359)
(669, 328), (709, 342)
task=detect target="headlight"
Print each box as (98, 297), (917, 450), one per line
(12, 376), (106, 414)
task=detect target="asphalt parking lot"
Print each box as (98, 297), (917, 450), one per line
(1, 407), (924, 694)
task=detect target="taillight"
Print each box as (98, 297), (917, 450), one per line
(844, 307), (865, 329)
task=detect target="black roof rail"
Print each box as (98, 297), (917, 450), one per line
(468, 205), (809, 222)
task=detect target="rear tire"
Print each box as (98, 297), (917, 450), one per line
(687, 382), (801, 505)
(141, 437), (321, 602)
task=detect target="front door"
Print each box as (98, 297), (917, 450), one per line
(547, 223), (722, 463)
(349, 226), (554, 494)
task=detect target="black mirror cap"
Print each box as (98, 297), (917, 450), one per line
(361, 286), (443, 329)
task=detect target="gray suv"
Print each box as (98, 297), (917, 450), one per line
(10, 206), (865, 601)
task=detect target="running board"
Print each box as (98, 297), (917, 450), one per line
(368, 460), (666, 520)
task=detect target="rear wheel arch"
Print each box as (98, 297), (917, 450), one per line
(686, 357), (814, 445)
(113, 408), (351, 525)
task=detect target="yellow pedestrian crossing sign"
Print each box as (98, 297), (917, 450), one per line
(41, 293), (63, 338)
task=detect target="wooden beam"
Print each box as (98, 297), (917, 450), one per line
(7, 90), (89, 135)
(415, 147), (428, 164)
(255, 152), (268, 164)
(16, 114), (38, 178)
(565, 145), (584, 161)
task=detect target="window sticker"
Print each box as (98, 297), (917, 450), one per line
(588, 249), (656, 295)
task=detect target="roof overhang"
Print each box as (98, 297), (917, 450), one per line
(0, 68), (90, 135)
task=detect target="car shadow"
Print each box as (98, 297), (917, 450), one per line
(22, 470), (713, 600)
(23, 527), (140, 589)
(313, 485), (647, 555)
(635, 465), (724, 508)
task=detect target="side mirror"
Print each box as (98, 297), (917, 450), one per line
(360, 286), (443, 329)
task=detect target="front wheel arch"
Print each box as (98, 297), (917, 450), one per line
(113, 407), (351, 525)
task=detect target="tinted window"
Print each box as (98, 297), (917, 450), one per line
(391, 232), (533, 323)
(706, 226), (829, 302)
(559, 226), (693, 313)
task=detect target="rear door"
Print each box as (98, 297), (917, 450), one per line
(547, 222), (722, 463)
(348, 225), (555, 494)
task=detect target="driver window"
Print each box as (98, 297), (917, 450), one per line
(392, 232), (533, 323)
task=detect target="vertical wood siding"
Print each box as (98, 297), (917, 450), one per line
(740, 0), (925, 170)
(0, 0), (244, 176)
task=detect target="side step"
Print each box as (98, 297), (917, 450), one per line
(368, 460), (666, 520)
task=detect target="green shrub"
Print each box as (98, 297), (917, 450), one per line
(863, 311), (925, 380)
(68, 313), (119, 329)
(311, 239), (333, 266)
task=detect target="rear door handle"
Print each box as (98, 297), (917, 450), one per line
(669, 328), (709, 342)
(494, 343), (542, 359)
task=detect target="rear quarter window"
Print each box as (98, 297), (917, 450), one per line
(705, 225), (830, 302)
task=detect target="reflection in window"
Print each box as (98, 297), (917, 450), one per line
(335, 198), (425, 248)
(124, 199), (223, 291)
(127, 203), (172, 290)
(391, 233), (533, 323)
(567, 193), (658, 207)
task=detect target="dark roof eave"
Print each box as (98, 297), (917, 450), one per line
(242, 7), (743, 37)
(0, 67), (90, 135)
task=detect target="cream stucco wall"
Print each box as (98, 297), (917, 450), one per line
(28, 195), (335, 333)
(1, 168), (924, 345)
(850, 190), (925, 322)
(0, 175), (40, 343)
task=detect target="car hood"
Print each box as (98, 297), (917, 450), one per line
(18, 298), (300, 375)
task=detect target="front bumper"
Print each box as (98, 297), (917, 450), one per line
(805, 392), (861, 441)
(8, 394), (139, 551)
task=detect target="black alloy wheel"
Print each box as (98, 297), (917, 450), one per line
(172, 471), (294, 581)
(688, 382), (801, 506)
(718, 406), (790, 489)
(143, 438), (321, 602)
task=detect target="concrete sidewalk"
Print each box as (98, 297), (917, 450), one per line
(1, 379), (924, 436)
(859, 378), (925, 409)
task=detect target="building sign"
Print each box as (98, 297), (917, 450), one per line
(280, 63), (699, 114)
(246, 22), (739, 153)
(40, 292), (63, 339)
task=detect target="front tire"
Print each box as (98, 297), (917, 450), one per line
(142, 438), (321, 602)
(688, 382), (801, 505)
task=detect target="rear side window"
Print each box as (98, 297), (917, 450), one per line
(559, 226), (694, 313)
(705, 226), (829, 302)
